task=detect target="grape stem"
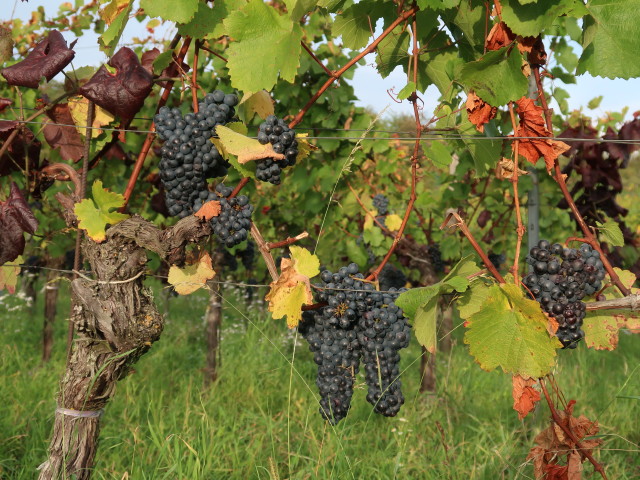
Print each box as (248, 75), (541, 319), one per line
(250, 223), (279, 281)
(532, 67), (631, 296)
(539, 379), (608, 480)
(266, 232), (309, 250)
(507, 102), (525, 286)
(584, 294), (640, 311)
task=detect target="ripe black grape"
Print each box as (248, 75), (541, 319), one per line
(255, 115), (298, 185)
(427, 244), (444, 273)
(202, 183), (254, 248)
(524, 240), (606, 348)
(372, 194), (389, 215)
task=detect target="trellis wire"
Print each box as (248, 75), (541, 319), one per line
(4, 118), (640, 144)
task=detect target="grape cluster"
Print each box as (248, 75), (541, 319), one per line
(357, 294), (410, 417)
(154, 91), (238, 218)
(199, 183), (253, 248)
(523, 240), (606, 349)
(255, 115), (298, 185)
(238, 241), (256, 271)
(378, 264), (407, 291)
(488, 252), (506, 270)
(300, 263), (411, 423)
(427, 244), (444, 273)
(372, 194), (389, 215)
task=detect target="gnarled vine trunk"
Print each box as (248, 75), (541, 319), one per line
(38, 215), (210, 479)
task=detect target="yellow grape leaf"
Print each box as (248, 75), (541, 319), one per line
(386, 214), (403, 231)
(295, 132), (316, 163)
(215, 124), (285, 164)
(239, 90), (274, 121)
(68, 96), (115, 138)
(194, 200), (221, 220)
(0, 255), (22, 294)
(167, 253), (216, 295)
(99, 0), (131, 24)
(265, 246), (320, 328)
(74, 180), (129, 243)
(363, 211), (375, 230)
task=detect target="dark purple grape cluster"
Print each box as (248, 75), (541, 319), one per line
(300, 263), (410, 423)
(357, 296), (410, 417)
(372, 194), (389, 215)
(488, 252), (506, 270)
(427, 244), (444, 273)
(255, 115), (298, 185)
(523, 240), (606, 349)
(238, 240), (255, 270)
(154, 91), (238, 218)
(200, 183), (253, 248)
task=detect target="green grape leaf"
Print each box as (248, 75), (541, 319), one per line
(416, 31), (461, 97)
(238, 90), (274, 123)
(140, 0), (199, 23)
(376, 27), (410, 79)
(424, 141), (452, 169)
(346, 238), (369, 268)
(414, 299), (439, 354)
(587, 95), (603, 110)
(284, 0), (318, 21)
(457, 278), (493, 319)
(74, 180), (130, 243)
(397, 82), (416, 101)
(152, 51), (174, 73)
(177, 0), (245, 39)
(596, 219), (624, 247)
(210, 122), (256, 178)
(501, 0), (588, 37)
(332, 2), (392, 50)
(577, 0), (640, 78)
(0, 255), (22, 294)
(457, 46), (529, 107)
(456, 114), (502, 176)
(417, 0), (459, 11)
(99, 2), (133, 56)
(464, 283), (559, 377)
(224, 0), (303, 94)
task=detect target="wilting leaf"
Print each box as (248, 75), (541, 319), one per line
(485, 21), (515, 51)
(0, 97), (12, 113)
(265, 245), (320, 327)
(0, 183), (38, 266)
(238, 90), (274, 123)
(168, 253), (216, 295)
(67, 96), (115, 138)
(194, 200), (221, 220)
(515, 97), (571, 171)
(512, 375), (541, 420)
(43, 103), (85, 162)
(466, 91), (497, 133)
(0, 255), (22, 293)
(215, 124), (285, 164)
(79, 47), (153, 121)
(74, 180), (129, 243)
(1, 30), (75, 88)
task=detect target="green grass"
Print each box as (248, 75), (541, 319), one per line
(1, 280), (639, 479)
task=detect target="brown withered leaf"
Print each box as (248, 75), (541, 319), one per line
(485, 22), (515, 51)
(43, 103), (84, 162)
(466, 91), (497, 133)
(79, 47), (153, 121)
(0, 121), (41, 177)
(495, 157), (529, 180)
(517, 35), (547, 66)
(512, 375), (541, 420)
(515, 97), (570, 171)
(194, 200), (221, 220)
(526, 400), (601, 480)
(1, 30), (75, 88)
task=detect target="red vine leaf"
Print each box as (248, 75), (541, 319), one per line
(485, 22), (515, 51)
(0, 182), (39, 266)
(515, 97), (570, 171)
(0, 97), (12, 113)
(466, 91), (497, 133)
(0, 121), (41, 177)
(43, 103), (85, 162)
(140, 47), (160, 75)
(79, 47), (153, 122)
(1, 30), (75, 88)
(511, 375), (541, 420)
(517, 36), (547, 66)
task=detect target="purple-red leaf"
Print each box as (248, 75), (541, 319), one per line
(0, 122), (41, 177)
(1, 30), (75, 88)
(141, 47), (160, 75)
(0, 98), (12, 113)
(79, 47), (153, 121)
(43, 103), (85, 162)
(0, 182), (38, 266)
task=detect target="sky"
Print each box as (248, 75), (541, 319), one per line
(6, 0), (640, 123)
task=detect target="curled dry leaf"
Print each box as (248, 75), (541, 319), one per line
(526, 401), (601, 480)
(517, 36), (547, 66)
(515, 97), (570, 171)
(194, 200), (221, 220)
(495, 157), (529, 180)
(485, 22), (516, 51)
(0, 182), (38, 266)
(43, 103), (85, 162)
(79, 47), (153, 121)
(512, 375), (541, 420)
(466, 91), (497, 133)
(1, 30), (75, 88)
(167, 252), (216, 295)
